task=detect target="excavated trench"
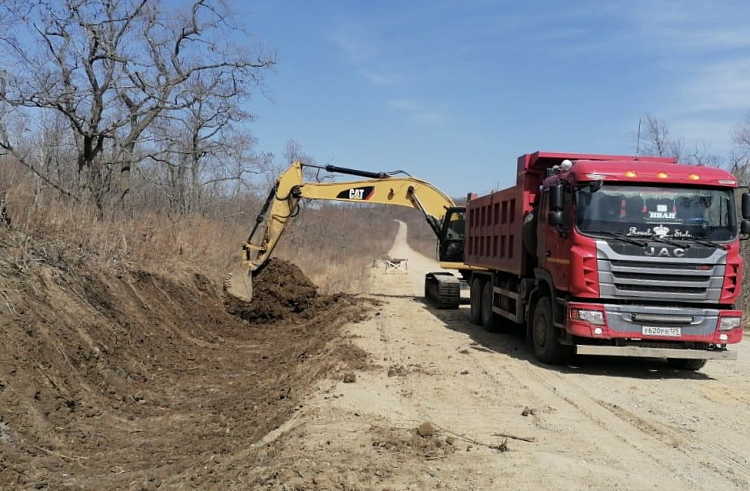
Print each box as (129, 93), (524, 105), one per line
(0, 243), (374, 489)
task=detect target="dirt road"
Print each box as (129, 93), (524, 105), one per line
(255, 220), (750, 490)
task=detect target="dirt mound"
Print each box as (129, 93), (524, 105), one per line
(225, 258), (325, 323)
(0, 229), (374, 490)
(248, 422), (457, 490)
(371, 423), (456, 459)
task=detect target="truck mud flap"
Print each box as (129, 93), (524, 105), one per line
(575, 345), (737, 360)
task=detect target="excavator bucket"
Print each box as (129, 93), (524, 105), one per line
(224, 267), (254, 302)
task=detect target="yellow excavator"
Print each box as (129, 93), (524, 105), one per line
(225, 161), (469, 308)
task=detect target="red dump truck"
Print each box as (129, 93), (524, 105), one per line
(441, 151), (750, 370)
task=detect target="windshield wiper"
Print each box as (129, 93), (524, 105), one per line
(642, 234), (686, 248)
(596, 231), (648, 247)
(643, 233), (726, 250)
(684, 236), (726, 250)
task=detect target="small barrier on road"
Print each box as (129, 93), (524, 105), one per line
(371, 255), (408, 274)
(384, 258), (408, 274)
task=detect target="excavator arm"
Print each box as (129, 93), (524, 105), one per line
(225, 161), (467, 305)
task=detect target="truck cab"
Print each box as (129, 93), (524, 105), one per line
(464, 152), (750, 370)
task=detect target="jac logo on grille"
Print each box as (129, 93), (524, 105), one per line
(643, 246), (686, 258)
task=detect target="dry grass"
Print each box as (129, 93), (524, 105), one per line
(273, 204), (399, 294)
(0, 168), (400, 295)
(5, 165), (746, 315)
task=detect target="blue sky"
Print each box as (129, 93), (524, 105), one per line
(233, 0), (750, 197)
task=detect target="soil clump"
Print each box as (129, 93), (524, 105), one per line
(224, 259), (351, 324)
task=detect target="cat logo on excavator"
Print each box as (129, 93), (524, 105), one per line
(336, 186), (374, 200)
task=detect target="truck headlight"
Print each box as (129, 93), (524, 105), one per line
(570, 308), (605, 325)
(718, 316), (741, 331)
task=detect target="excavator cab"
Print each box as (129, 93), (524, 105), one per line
(438, 207), (466, 264)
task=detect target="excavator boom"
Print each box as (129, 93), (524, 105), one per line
(226, 161), (468, 305)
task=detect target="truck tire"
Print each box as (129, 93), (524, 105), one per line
(667, 358), (708, 371)
(469, 276), (484, 325)
(531, 296), (572, 364)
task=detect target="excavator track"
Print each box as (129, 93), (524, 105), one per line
(425, 272), (460, 309)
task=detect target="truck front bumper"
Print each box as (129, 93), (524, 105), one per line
(575, 344), (737, 360)
(565, 302), (743, 356)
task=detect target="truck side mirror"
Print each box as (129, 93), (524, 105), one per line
(742, 193), (750, 219)
(589, 180), (604, 192)
(741, 220), (750, 236)
(549, 184), (564, 211)
(548, 210), (564, 227)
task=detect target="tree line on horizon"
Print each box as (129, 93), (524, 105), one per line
(0, 1), (749, 234)
(637, 115), (750, 184)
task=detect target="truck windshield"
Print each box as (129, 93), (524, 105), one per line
(575, 184), (737, 241)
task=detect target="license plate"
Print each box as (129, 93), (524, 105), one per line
(641, 326), (681, 337)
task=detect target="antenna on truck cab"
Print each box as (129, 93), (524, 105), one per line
(635, 118), (642, 160)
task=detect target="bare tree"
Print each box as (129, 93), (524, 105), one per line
(283, 139), (313, 166)
(637, 115), (729, 168)
(687, 141), (724, 168)
(137, 66), (274, 215)
(731, 112), (750, 185)
(282, 138), (331, 183)
(142, 118), (269, 215)
(0, 0), (275, 210)
(638, 115), (684, 162)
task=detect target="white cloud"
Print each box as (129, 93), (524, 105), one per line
(678, 58), (750, 113)
(413, 111), (448, 125)
(598, 1), (750, 152)
(621, 1), (750, 51)
(387, 99), (418, 111)
(358, 69), (395, 86)
(388, 98), (448, 126)
(329, 23), (378, 64)
(328, 21), (400, 87)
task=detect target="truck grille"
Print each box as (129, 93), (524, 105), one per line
(610, 271), (707, 283)
(615, 284), (705, 295)
(596, 242), (726, 303)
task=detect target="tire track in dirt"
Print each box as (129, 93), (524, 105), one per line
(507, 360), (750, 489)
(513, 366), (702, 485)
(696, 380), (750, 406)
(597, 400), (750, 487)
(456, 342), (681, 475)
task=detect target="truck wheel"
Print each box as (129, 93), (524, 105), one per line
(667, 358), (708, 371)
(481, 281), (502, 332)
(531, 296), (572, 364)
(469, 277), (484, 325)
